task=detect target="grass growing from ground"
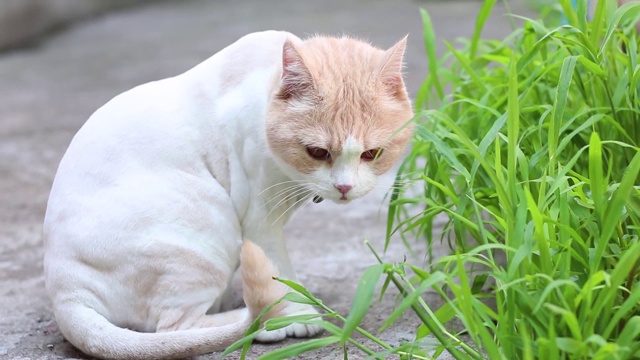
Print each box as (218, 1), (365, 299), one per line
(227, 0), (640, 358)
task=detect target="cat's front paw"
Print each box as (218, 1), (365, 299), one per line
(256, 322), (322, 343)
(256, 306), (322, 343)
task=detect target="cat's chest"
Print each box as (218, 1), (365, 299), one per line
(229, 160), (303, 231)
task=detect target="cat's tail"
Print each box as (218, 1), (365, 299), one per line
(52, 241), (288, 360)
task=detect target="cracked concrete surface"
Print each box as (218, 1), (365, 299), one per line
(0, 0), (532, 358)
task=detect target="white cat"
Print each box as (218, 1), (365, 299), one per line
(43, 30), (413, 359)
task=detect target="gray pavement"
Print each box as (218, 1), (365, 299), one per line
(0, 0), (532, 359)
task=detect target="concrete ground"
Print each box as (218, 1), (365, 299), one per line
(0, 0), (533, 359)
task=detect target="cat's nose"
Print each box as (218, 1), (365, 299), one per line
(335, 184), (353, 195)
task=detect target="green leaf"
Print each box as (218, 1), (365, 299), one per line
(280, 291), (318, 306)
(274, 278), (322, 305)
(470, 273), (489, 295)
(549, 56), (578, 177)
(469, 0), (496, 59)
(222, 327), (262, 358)
(379, 271), (445, 332)
(589, 132), (605, 229)
(420, 8), (444, 101)
(593, 150), (640, 271)
(617, 316), (640, 347)
(414, 122), (472, 181)
(340, 265), (384, 344)
(601, 2), (640, 57)
(604, 285), (640, 338)
(264, 314), (324, 331)
(257, 336), (340, 360)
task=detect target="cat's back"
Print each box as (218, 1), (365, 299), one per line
(54, 30), (296, 174)
(46, 31), (297, 211)
(181, 30), (297, 96)
(44, 31), (298, 267)
(65, 30), (296, 151)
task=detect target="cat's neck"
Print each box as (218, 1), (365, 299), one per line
(189, 70), (304, 226)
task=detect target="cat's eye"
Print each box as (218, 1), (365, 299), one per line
(361, 148), (383, 161)
(306, 146), (331, 161)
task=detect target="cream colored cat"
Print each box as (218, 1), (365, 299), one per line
(43, 30), (413, 359)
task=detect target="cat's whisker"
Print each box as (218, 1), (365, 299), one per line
(263, 183), (308, 206)
(286, 195), (314, 218)
(270, 190), (315, 226)
(258, 180), (307, 197)
(266, 193), (313, 226)
(263, 184), (316, 219)
(266, 186), (311, 214)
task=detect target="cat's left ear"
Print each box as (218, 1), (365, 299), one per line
(378, 35), (408, 97)
(278, 39), (315, 100)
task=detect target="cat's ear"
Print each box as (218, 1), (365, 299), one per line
(378, 36), (408, 97)
(278, 39), (315, 100)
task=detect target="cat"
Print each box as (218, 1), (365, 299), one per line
(43, 30), (414, 359)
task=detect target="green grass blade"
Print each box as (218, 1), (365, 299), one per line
(604, 286), (640, 338)
(593, 150), (640, 271)
(588, 132), (605, 231)
(559, 0), (579, 28)
(507, 53), (520, 212)
(549, 56), (577, 177)
(257, 336), (341, 360)
(340, 264), (384, 345)
(274, 278), (322, 306)
(264, 314), (324, 331)
(470, 0), (497, 59)
(590, 242), (640, 332)
(378, 271), (446, 332)
(616, 316), (640, 348)
(589, 0), (607, 53)
(601, 2), (640, 57)
(414, 122), (471, 180)
(420, 8), (444, 102)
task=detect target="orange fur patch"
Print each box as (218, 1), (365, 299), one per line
(240, 241), (288, 319)
(266, 35), (413, 175)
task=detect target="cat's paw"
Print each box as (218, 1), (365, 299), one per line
(256, 327), (287, 343)
(256, 306), (323, 343)
(257, 322), (322, 343)
(284, 321), (323, 338)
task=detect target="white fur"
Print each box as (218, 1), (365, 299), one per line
(43, 31), (322, 359)
(309, 135), (377, 203)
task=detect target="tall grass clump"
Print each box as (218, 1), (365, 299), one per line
(388, 0), (640, 358)
(225, 1), (640, 359)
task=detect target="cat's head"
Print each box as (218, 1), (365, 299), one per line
(266, 35), (413, 203)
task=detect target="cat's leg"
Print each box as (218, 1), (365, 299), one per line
(153, 241), (287, 334)
(211, 268), (240, 313)
(147, 242), (238, 330)
(243, 228), (322, 342)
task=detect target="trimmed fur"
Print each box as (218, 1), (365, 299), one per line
(43, 31), (412, 359)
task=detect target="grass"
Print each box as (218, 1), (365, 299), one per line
(226, 0), (640, 358)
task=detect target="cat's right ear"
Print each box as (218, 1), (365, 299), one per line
(278, 40), (315, 100)
(378, 36), (408, 98)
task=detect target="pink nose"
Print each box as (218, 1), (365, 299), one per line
(335, 185), (353, 195)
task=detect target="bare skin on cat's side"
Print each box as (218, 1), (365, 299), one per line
(43, 31), (413, 359)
